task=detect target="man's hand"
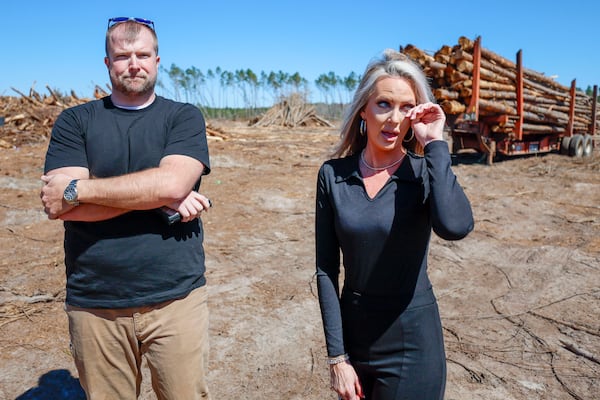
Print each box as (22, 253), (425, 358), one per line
(164, 191), (211, 223)
(40, 173), (76, 219)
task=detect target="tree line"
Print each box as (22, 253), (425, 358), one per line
(156, 63), (360, 116)
(151, 63), (600, 121)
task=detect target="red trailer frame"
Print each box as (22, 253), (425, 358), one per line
(450, 37), (597, 164)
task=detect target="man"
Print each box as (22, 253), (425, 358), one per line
(40, 17), (211, 399)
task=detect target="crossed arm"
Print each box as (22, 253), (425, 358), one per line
(40, 154), (210, 222)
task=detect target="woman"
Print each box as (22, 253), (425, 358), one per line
(315, 49), (474, 400)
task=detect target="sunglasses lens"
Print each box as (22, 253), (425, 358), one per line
(108, 17), (154, 30)
(108, 17), (128, 27)
(134, 18), (152, 25)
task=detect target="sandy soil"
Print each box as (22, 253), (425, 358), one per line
(0, 121), (599, 400)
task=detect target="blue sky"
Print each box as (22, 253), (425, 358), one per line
(2, 0), (598, 104)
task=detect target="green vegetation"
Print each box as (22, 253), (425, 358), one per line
(201, 106), (269, 121)
(584, 85), (600, 101)
(156, 64), (361, 116)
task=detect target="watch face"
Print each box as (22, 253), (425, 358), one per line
(64, 187), (77, 201)
(64, 180), (78, 204)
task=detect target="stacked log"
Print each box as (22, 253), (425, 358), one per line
(401, 37), (599, 136)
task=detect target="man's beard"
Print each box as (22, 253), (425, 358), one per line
(112, 74), (156, 96)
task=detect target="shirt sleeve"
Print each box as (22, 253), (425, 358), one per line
(164, 103), (211, 176)
(315, 163), (346, 357)
(44, 107), (88, 173)
(424, 141), (474, 240)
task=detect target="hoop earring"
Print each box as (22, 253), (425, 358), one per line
(403, 129), (414, 143)
(359, 119), (366, 136)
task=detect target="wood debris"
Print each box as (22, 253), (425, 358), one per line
(206, 124), (228, 141)
(0, 85), (227, 148)
(251, 93), (333, 128)
(0, 85), (88, 148)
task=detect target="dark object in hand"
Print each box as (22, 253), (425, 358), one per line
(155, 199), (212, 225)
(156, 207), (181, 225)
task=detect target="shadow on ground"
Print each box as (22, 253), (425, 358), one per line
(15, 369), (85, 400)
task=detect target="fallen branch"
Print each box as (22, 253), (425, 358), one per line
(559, 339), (600, 365)
(447, 358), (485, 383)
(0, 293), (57, 306)
(529, 311), (600, 338)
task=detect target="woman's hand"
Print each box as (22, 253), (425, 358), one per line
(406, 102), (446, 147)
(330, 361), (364, 399)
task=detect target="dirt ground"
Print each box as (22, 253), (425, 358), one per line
(0, 120), (599, 400)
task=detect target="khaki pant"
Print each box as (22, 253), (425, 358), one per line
(66, 286), (210, 400)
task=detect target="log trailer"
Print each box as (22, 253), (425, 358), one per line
(447, 37), (597, 164)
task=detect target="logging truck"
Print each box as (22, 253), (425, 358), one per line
(404, 37), (599, 165)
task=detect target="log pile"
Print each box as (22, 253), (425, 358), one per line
(401, 36), (599, 136)
(0, 85), (227, 148)
(251, 93), (333, 128)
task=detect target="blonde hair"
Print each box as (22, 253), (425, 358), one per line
(333, 49), (434, 158)
(105, 21), (159, 58)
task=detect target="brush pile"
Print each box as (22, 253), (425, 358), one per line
(0, 85), (228, 148)
(0, 86), (91, 148)
(251, 93), (333, 128)
(401, 36), (599, 135)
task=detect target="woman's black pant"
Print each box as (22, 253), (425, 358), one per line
(341, 288), (446, 400)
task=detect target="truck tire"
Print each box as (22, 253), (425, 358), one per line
(568, 134), (584, 157)
(583, 135), (593, 157)
(560, 136), (571, 155)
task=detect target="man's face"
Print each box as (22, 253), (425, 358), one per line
(104, 25), (160, 97)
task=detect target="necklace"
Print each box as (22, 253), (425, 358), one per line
(360, 150), (405, 171)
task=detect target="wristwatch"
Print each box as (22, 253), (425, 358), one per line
(63, 179), (80, 206)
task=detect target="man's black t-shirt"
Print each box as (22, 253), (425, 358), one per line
(44, 96), (210, 308)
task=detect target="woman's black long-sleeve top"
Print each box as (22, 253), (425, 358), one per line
(315, 141), (474, 357)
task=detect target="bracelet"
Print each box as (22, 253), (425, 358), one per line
(327, 353), (349, 365)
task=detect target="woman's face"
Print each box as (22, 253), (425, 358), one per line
(360, 76), (416, 154)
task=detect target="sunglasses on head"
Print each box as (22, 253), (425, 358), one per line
(107, 17), (155, 31)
